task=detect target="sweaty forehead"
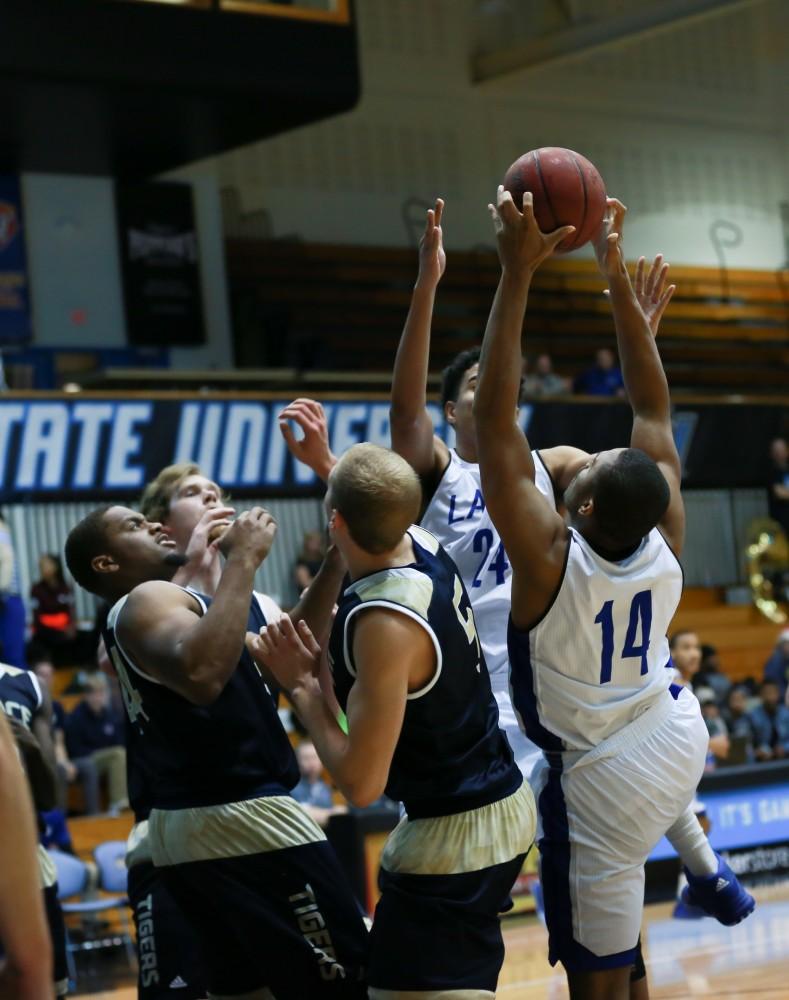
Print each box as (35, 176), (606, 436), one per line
(460, 364), (479, 389)
(105, 505), (137, 528)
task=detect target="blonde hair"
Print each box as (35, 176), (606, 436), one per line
(139, 462), (201, 524)
(330, 444), (421, 554)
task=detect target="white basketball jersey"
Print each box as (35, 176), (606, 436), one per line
(421, 449), (555, 777)
(510, 526), (682, 752)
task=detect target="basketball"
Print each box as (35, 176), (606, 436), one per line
(208, 520), (232, 543)
(502, 147), (607, 252)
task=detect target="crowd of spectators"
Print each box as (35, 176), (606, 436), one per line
(670, 627), (789, 767)
(520, 349), (626, 399)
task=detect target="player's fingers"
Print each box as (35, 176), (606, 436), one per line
(487, 204), (503, 233)
(546, 225), (575, 250)
(652, 261), (670, 301)
(519, 190), (538, 228)
(496, 185), (520, 224)
(423, 208), (435, 238)
(634, 256), (645, 295)
(434, 198), (444, 227)
(645, 254), (664, 296)
(279, 421), (302, 453)
(654, 284), (676, 323)
(297, 619), (322, 658)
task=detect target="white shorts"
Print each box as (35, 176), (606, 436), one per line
(493, 688), (543, 787)
(532, 687), (708, 971)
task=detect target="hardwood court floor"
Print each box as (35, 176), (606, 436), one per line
(76, 883), (789, 999)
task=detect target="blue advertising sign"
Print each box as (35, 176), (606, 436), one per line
(0, 176), (31, 344)
(649, 781), (789, 861)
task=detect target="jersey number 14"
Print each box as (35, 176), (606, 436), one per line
(594, 590), (653, 685)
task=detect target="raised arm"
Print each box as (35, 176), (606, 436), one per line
(249, 612), (426, 807)
(279, 398), (337, 483)
(390, 199), (450, 484)
(118, 508), (277, 705)
(594, 200), (684, 553)
(474, 188), (571, 625)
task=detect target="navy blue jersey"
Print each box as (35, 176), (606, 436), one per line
(0, 663), (42, 731)
(329, 525), (520, 819)
(103, 586), (298, 811)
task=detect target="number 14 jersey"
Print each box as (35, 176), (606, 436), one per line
(509, 526), (683, 752)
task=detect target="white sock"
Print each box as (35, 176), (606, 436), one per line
(666, 807), (718, 877)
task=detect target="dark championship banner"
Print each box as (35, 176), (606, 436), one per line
(0, 176), (31, 344)
(0, 396), (784, 502)
(116, 181), (205, 347)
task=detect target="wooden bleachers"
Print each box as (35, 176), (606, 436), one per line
(227, 240), (789, 393)
(670, 587), (781, 682)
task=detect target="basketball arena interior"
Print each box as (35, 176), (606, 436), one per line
(0, 2), (788, 999)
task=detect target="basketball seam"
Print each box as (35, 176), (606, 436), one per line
(532, 150), (559, 232)
(570, 152), (587, 251)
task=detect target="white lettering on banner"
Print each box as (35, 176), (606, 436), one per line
(0, 404), (25, 486)
(105, 404), (152, 489)
(173, 402), (201, 463)
(331, 404), (368, 458)
(220, 404), (267, 485)
(366, 403), (391, 447)
(196, 404), (224, 482)
(758, 797), (789, 823)
(16, 403), (69, 489)
(72, 404), (114, 488)
(719, 801), (754, 828)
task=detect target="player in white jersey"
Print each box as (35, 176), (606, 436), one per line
(474, 189), (753, 999)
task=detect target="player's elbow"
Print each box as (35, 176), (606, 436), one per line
(343, 773), (386, 809)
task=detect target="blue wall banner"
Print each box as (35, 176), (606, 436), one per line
(0, 176), (31, 344)
(0, 394), (784, 502)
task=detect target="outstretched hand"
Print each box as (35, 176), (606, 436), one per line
(279, 398), (337, 481)
(593, 197), (628, 280)
(248, 616), (322, 695)
(417, 198), (446, 288)
(634, 254), (676, 337)
(488, 187), (574, 277)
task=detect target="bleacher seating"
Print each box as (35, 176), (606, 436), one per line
(226, 240), (789, 393)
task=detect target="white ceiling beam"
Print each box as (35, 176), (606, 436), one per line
(473, 0), (768, 82)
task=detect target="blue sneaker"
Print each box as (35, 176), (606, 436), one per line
(672, 897), (706, 920)
(681, 854), (755, 926)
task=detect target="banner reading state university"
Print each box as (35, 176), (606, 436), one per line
(0, 394), (781, 502)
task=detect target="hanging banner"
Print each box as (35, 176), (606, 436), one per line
(116, 181), (205, 347)
(0, 395), (783, 502)
(0, 176), (31, 344)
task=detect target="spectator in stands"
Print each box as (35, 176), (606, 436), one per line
(65, 672), (128, 814)
(767, 437), (789, 534)
(291, 740), (345, 830)
(573, 347), (625, 397)
(28, 646), (74, 815)
(694, 644), (731, 705)
(30, 554), (83, 667)
(722, 686), (755, 761)
(293, 531), (325, 595)
(698, 692), (729, 767)
(0, 508), (26, 668)
(749, 680), (789, 761)
(522, 353), (569, 397)
(764, 629), (789, 700)
(669, 630), (701, 686)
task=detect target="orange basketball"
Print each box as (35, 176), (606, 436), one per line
(503, 147), (607, 252)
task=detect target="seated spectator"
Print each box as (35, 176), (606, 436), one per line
(698, 691), (730, 767)
(694, 644), (731, 705)
(30, 554), (94, 667)
(573, 347), (625, 397)
(65, 673), (128, 814)
(722, 686), (755, 761)
(291, 740), (345, 829)
(764, 629), (789, 700)
(748, 680), (789, 761)
(669, 630), (701, 687)
(522, 353), (569, 397)
(293, 531), (325, 595)
(767, 437), (789, 535)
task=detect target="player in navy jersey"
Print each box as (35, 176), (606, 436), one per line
(64, 505), (368, 999)
(474, 190), (753, 999)
(250, 443), (535, 999)
(0, 662), (68, 997)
